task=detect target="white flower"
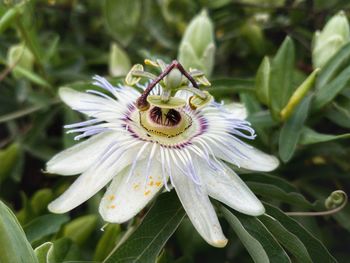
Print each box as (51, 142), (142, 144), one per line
(46, 64), (279, 248)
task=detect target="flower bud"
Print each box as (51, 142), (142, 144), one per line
(7, 43), (34, 79)
(312, 11), (350, 68)
(178, 10), (215, 77)
(109, 42), (131, 77)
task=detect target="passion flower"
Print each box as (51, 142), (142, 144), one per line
(46, 60), (279, 247)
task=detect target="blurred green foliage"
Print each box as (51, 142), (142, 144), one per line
(0, 0), (350, 262)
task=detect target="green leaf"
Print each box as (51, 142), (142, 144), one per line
(210, 78), (255, 99)
(269, 36), (295, 120)
(46, 238), (81, 263)
(264, 204), (337, 263)
(247, 182), (313, 208)
(104, 0), (141, 46)
(63, 214), (97, 246)
(24, 214), (69, 244)
(211, 78), (255, 93)
(0, 143), (20, 184)
(221, 206), (291, 263)
(259, 214), (313, 263)
(278, 96), (312, 162)
(0, 201), (38, 263)
(221, 207), (269, 263)
(316, 42), (350, 90)
(34, 242), (52, 263)
(104, 192), (185, 263)
(255, 56), (270, 105)
(325, 100), (350, 128)
(243, 173), (297, 193)
(299, 127), (350, 145)
(246, 110), (277, 128)
(313, 65), (350, 110)
(30, 189), (54, 216)
(94, 224), (121, 261)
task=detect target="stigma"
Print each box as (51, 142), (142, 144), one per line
(139, 106), (192, 138)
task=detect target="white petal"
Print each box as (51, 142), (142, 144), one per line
(46, 132), (117, 175)
(48, 144), (139, 213)
(202, 161), (265, 216)
(223, 103), (247, 120)
(172, 169), (227, 248)
(99, 160), (165, 223)
(210, 139), (279, 172)
(59, 87), (122, 121)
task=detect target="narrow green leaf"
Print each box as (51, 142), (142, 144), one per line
(269, 36), (295, 120)
(0, 201), (38, 263)
(221, 207), (269, 263)
(222, 207), (290, 263)
(300, 127), (350, 145)
(260, 215), (313, 263)
(12, 65), (51, 87)
(316, 42), (350, 89)
(255, 56), (270, 105)
(63, 214), (97, 246)
(247, 182), (313, 208)
(0, 99), (58, 124)
(313, 65), (350, 110)
(264, 204), (337, 263)
(104, 0), (141, 46)
(104, 192), (185, 263)
(0, 3), (23, 33)
(24, 214), (69, 244)
(279, 96), (312, 162)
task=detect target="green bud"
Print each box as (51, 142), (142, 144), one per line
(178, 10), (215, 76)
(109, 42), (131, 77)
(7, 43), (34, 79)
(165, 68), (182, 90)
(312, 11), (350, 68)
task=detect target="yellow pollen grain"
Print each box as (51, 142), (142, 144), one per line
(149, 181), (154, 186)
(155, 181), (161, 187)
(133, 183), (140, 190)
(144, 190), (151, 196)
(109, 204), (116, 209)
(108, 195), (115, 201)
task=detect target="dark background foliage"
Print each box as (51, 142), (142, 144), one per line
(0, 0), (350, 262)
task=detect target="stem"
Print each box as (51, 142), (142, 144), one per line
(136, 60), (199, 110)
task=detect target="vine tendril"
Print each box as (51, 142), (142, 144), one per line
(285, 190), (348, 217)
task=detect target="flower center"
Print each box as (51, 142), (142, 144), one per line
(139, 106), (192, 138)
